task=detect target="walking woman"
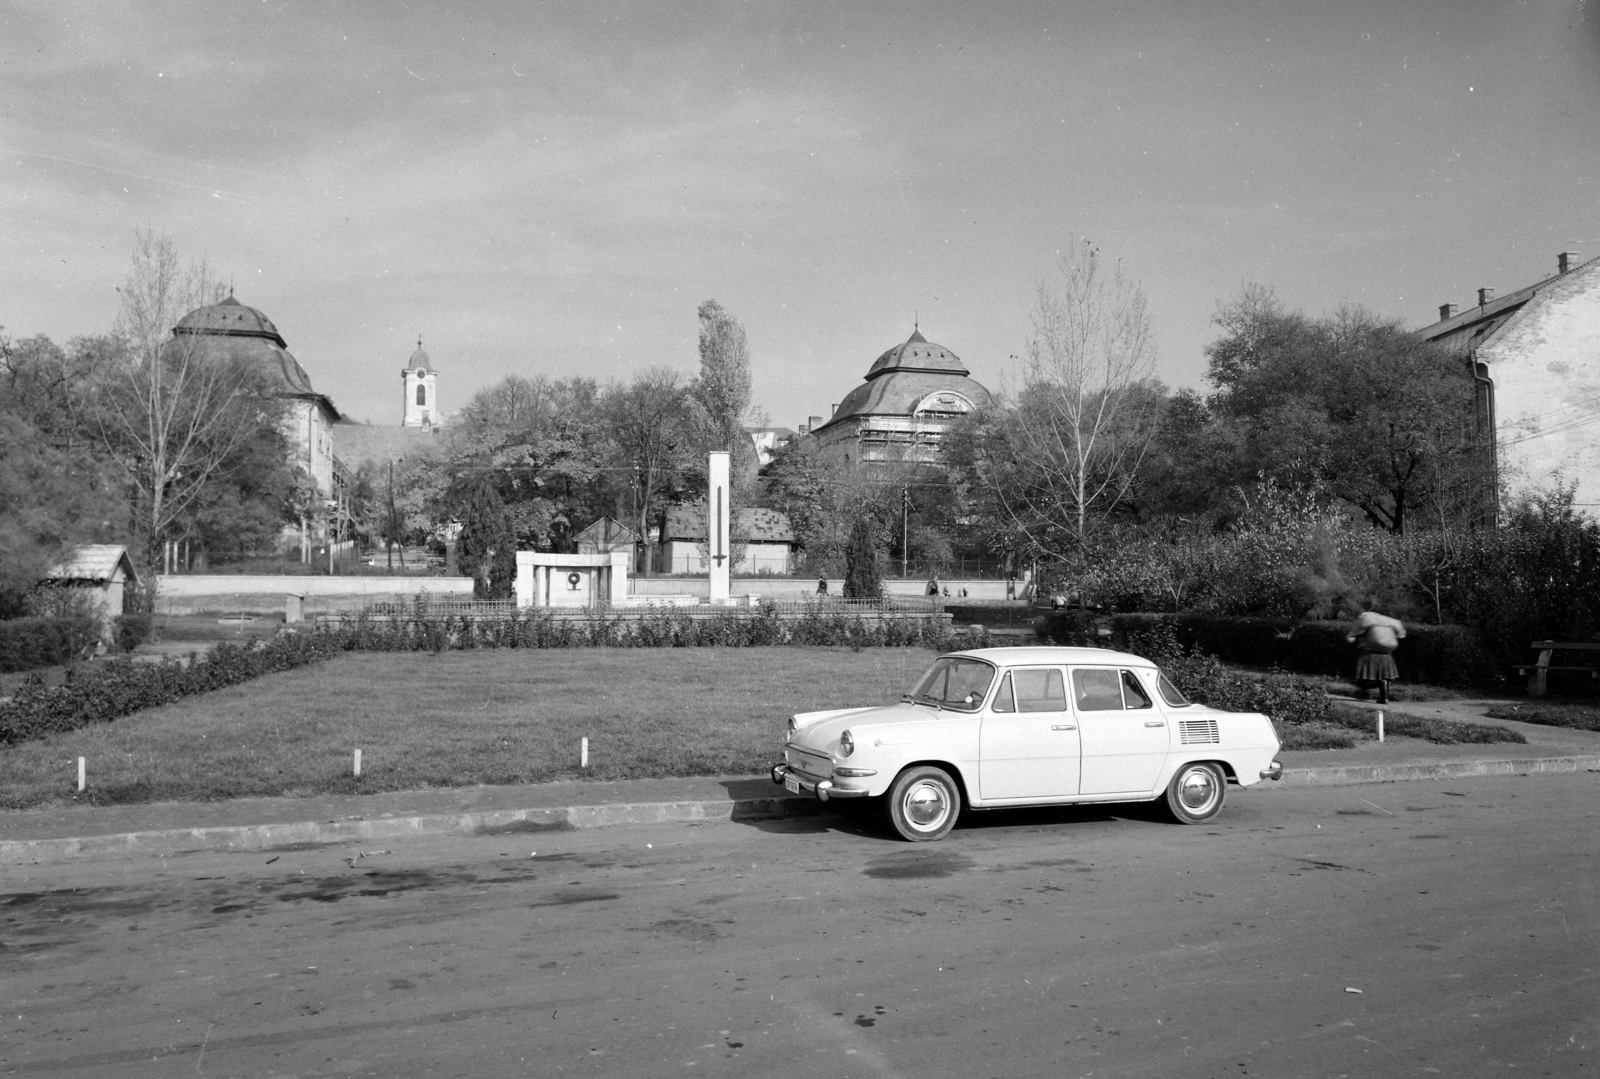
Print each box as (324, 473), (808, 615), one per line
(1346, 609), (1405, 704)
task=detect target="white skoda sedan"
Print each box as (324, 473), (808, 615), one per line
(772, 647), (1283, 842)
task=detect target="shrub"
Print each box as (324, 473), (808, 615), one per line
(0, 614), (100, 673)
(113, 613), (153, 653)
(1036, 609), (1494, 689)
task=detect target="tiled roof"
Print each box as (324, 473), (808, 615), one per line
(45, 545), (137, 584)
(813, 329), (992, 435)
(865, 329), (970, 377)
(333, 422), (444, 471)
(174, 295), (286, 347)
(662, 504), (795, 543)
(1420, 254), (1600, 359)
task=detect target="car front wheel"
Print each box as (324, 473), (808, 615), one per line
(887, 766), (960, 842)
(1165, 762), (1226, 824)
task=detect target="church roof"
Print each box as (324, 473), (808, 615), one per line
(333, 421), (443, 471)
(168, 295), (328, 404)
(865, 329), (970, 377)
(813, 329), (992, 436)
(174, 295), (287, 348)
(407, 338), (435, 373)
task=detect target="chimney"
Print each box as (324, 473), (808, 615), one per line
(1439, 303), (1460, 321)
(829, 404), (838, 416)
(1477, 287), (1495, 307)
(1559, 250), (1579, 274)
(808, 415), (822, 430)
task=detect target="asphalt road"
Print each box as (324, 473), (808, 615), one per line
(2, 774), (1596, 1078)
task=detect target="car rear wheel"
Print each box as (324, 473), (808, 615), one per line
(1165, 762), (1226, 824)
(886, 766), (960, 842)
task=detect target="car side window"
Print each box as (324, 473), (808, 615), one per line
(1014, 668), (1066, 713)
(1072, 668), (1125, 711)
(1121, 670), (1153, 710)
(991, 674), (1016, 713)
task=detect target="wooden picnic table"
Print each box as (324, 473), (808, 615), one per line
(1516, 640), (1600, 697)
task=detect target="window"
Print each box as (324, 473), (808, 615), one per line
(992, 674), (1015, 713)
(1014, 668), (1067, 712)
(1121, 671), (1153, 710)
(1157, 672), (1191, 707)
(416, 384), (426, 406)
(1072, 668), (1126, 711)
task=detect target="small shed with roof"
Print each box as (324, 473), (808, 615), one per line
(656, 505), (795, 575)
(42, 545), (140, 645)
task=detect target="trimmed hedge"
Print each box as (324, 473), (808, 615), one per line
(0, 615), (100, 673)
(1035, 610), (1495, 689)
(0, 607), (982, 745)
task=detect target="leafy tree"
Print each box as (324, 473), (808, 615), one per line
(1204, 287), (1481, 534)
(843, 514), (883, 599)
(456, 476), (516, 599)
(690, 299), (754, 478)
(0, 412), (124, 594)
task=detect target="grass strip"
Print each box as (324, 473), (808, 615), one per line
(1325, 703), (1527, 745)
(0, 648), (936, 809)
(1485, 703), (1600, 732)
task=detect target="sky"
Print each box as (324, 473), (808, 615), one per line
(5, 0), (1600, 430)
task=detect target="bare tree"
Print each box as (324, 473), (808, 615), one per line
(979, 240), (1161, 568)
(99, 229), (270, 566)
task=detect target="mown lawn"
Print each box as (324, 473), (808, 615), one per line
(1486, 702), (1600, 732)
(0, 647), (937, 809)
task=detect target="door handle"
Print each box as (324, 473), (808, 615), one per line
(1051, 724), (1076, 731)
(1144, 721), (1165, 727)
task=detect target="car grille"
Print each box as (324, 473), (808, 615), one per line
(786, 747), (831, 779)
(1179, 718), (1220, 745)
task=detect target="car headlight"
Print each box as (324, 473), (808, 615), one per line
(787, 717), (798, 734)
(838, 729), (854, 757)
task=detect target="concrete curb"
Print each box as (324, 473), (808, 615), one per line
(0, 797), (824, 867)
(4, 758), (1597, 867)
(1275, 754), (1600, 788)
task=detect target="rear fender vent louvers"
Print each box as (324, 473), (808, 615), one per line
(1179, 719), (1220, 745)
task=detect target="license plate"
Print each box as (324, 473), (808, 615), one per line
(784, 775), (801, 794)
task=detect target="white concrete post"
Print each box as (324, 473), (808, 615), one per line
(708, 450), (731, 605)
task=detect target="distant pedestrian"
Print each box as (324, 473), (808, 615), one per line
(1005, 572), (1017, 600)
(1347, 609), (1405, 704)
(816, 576), (828, 595)
(926, 575), (940, 597)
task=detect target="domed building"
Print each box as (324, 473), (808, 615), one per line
(806, 328), (992, 468)
(171, 294), (342, 504)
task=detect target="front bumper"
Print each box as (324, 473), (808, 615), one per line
(770, 763), (871, 801)
(1260, 760), (1283, 781)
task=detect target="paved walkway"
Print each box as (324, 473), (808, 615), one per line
(2, 698), (1596, 866)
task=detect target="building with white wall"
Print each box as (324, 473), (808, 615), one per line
(1419, 250), (1600, 515)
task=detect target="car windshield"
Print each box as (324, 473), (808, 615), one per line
(908, 657), (996, 712)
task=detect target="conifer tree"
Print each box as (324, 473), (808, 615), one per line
(843, 515), (882, 600)
(457, 477), (516, 599)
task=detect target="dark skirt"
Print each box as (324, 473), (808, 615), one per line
(1356, 652), (1399, 681)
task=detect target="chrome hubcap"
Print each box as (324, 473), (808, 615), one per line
(1179, 769), (1217, 811)
(904, 781), (949, 828)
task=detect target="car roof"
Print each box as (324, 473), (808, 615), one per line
(944, 646), (1159, 669)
